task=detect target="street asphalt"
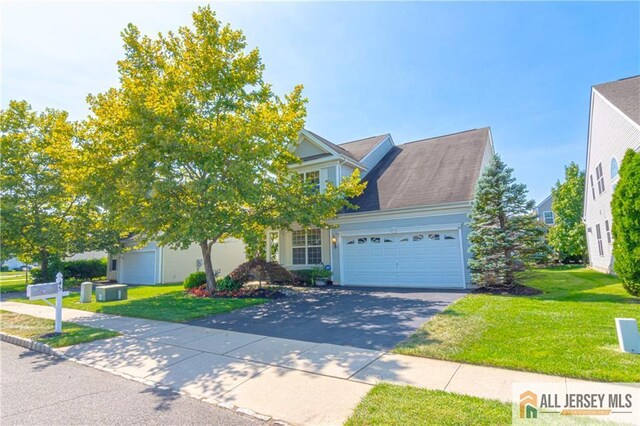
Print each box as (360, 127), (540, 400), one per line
(0, 341), (262, 426)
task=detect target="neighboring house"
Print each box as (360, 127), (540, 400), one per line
(2, 257), (26, 270)
(107, 239), (247, 285)
(66, 251), (107, 261)
(267, 127), (495, 289)
(536, 195), (555, 225)
(583, 75), (640, 274)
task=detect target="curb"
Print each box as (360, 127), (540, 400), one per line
(0, 332), (61, 357)
(0, 333), (289, 425)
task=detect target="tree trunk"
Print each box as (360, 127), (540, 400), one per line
(199, 240), (217, 292)
(39, 250), (49, 283)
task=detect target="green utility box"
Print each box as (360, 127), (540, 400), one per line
(96, 284), (128, 302)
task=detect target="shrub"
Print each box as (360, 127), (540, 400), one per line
(611, 149), (640, 297)
(0, 266), (9, 272)
(229, 259), (294, 285)
(216, 276), (243, 292)
(290, 269), (314, 286)
(310, 265), (331, 283)
(184, 271), (207, 289)
(63, 258), (107, 280)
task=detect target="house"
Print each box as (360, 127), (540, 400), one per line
(66, 251), (107, 261)
(583, 75), (640, 274)
(2, 257), (26, 270)
(267, 127), (495, 289)
(106, 239), (247, 285)
(536, 195), (554, 225)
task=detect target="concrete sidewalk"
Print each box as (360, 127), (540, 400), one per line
(1, 301), (634, 425)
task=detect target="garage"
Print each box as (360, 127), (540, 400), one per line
(120, 250), (156, 285)
(341, 230), (464, 288)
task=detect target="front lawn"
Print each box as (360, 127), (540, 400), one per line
(16, 284), (267, 323)
(0, 310), (119, 347)
(0, 271), (30, 293)
(345, 383), (511, 426)
(395, 267), (640, 382)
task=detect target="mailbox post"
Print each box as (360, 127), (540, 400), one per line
(26, 272), (69, 334)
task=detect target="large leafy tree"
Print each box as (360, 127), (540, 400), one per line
(547, 162), (587, 263)
(0, 101), (115, 281)
(83, 6), (364, 290)
(468, 154), (548, 288)
(611, 149), (640, 297)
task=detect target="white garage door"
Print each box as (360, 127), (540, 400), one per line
(120, 251), (156, 285)
(342, 230), (464, 288)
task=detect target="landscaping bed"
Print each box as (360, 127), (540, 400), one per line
(187, 285), (292, 299)
(345, 384), (511, 426)
(0, 310), (119, 347)
(395, 267), (640, 382)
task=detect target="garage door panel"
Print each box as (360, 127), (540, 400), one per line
(343, 229), (463, 288)
(121, 251), (155, 285)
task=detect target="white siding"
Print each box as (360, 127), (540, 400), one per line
(360, 137), (394, 172)
(584, 90), (640, 272)
(294, 137), (327, 158)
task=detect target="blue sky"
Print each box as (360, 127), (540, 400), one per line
(2, 1), (639, 203)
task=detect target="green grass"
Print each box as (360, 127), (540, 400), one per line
(345, 384), (511, 426)
(15, 284), (267, 323)
(0, 271), (30, 293)
(0, 310), (119, 347)
(395, 267), (640, 382)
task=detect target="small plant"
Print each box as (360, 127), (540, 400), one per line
(216, 276), (243, 292)
(310, 265), (331, 285)
(291, 269), (314, 286)
(183, 271), (207, 289)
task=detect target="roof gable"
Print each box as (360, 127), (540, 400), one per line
(345, 128), (491, 213)
(593, 76), (640, 126)
(338, 134), (390, 161)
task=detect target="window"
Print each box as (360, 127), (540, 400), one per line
(605, 220), (612, 244)
(399, 237), (409, 242)
(384, 237), (393, 243)
(110, 259), (117, 271)
(299, 170), (320, 192)
(371, 237), (381, 243)
(292, 229), (322, 265)
(543, 211), (554, 225)
(596, 163), (605, 194)
(589, 175), (596, 200)
(346, 239), (355, 245)
(596, 224), (604, 256)
(357, 237), (367, 244)
(444, 235), (455, 240)
(428, 233), (440, 240)
(611, 158), (619, 179)
(413, 234), (424, 241)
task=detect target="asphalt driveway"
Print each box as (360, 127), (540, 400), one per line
(189, 287), (466, 350)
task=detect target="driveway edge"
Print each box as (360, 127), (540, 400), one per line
(0, 333), (289, 425)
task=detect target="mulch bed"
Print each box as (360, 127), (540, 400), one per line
(472, 284), (543, 296)
(188, 287), (289, 299)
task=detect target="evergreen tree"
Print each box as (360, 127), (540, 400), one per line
(611, 149), (640, 297)
(468, 154), (548, 288)
(547, 162), (587, 263)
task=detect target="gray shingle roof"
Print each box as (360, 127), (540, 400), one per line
(593, 76), (640, 126)
(338, 134), (390, 161)
(305, 130), (359, 162)
(345, 128), (491, 213)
